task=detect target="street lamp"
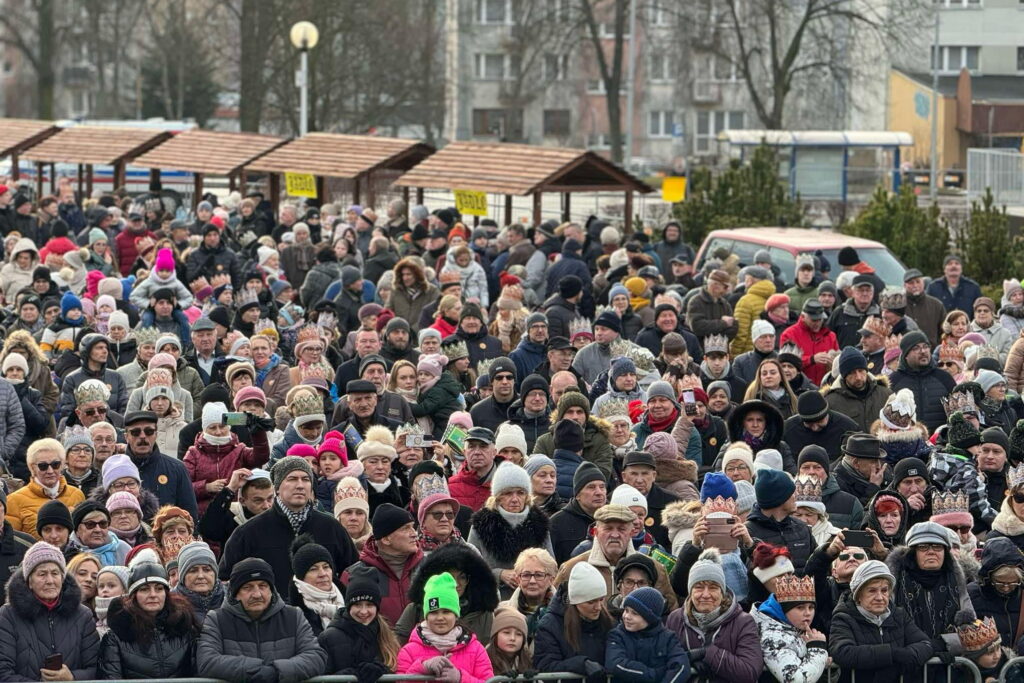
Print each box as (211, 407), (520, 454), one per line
(290, 20), (319, 137)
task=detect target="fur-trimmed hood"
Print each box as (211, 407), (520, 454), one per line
(870, 418), (930, 444)
(656, 457), (697, 485)
(89, 485), (162, 523)
(469, 505), (550, 564)
(661, 500), (702, 536)
(105, 592), (199, 642)
(1, 329), (48, 365)
(821, 372), (890, 397)
(393, 257), (427, 292)
(885, 544), (973, 613)
(407, 541), (499, 614)
(4, 571), (83, 620)
(727, 399), (784, 447)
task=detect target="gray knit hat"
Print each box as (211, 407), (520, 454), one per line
(707, 380), (732, 400)
(98, 565), (130, 590)
(177, 541), (217, 580)
(526, 312), (548, 329)
(849, 560), (895, 599)
(144, 385), (173, 408)
(490, 461), (531, 498)
(271, 456), (315, 489)
(646, 380), (679, 408)
(688, 547), (727, 593)
(734, 480), (756, 515)
(525, 454), (556, 478)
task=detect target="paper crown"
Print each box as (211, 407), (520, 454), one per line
(795, 477), (823, 505)
(861, 316), (891, 339)
(879, 289), (907, 310)
(334, 477), (367, 504)
(609, 338), (656, 373)
(134, 326), (162, 346)
(413, 473), (451, 500)
(300, 363), (327, 381)
(442, 339), (469, 361)
(236, 287), (260, 309)
(701, 495), (737, 517)
(290, 391), (324, 418)
(569, 317), (593, 339)
(1009, 464), (1024, 489)
(942, 391), (977, 417)
(704, 334), (729, 355)
(938, 343), (965, 363)
(317, 311), (337, 335)
(957, 617), (1000, 653)
(75, 379), (110, 404)
(254, 318), (278, 338)
(778, 341), (803, 359)
(932, 490), (970, 516)
(476, 357), (496, 379)
(396, 422), (425, 439)
(296, 324), (323, 345)
(597, 398), (631, 420)
(773, 575), (816, 604)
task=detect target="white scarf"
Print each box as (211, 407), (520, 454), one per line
(369, 479), (392, 493)
(292, 578), (345, 629)
(498, 506), (529, 528)
(35, 478), (60, 499)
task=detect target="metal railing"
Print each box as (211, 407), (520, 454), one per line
(1000, 656), (1024, 683)
(74, 673), (584, 683)
(843, 656), (982, 683)
(967, 147), (1024, 205)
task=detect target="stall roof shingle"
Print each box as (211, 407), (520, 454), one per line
(21, 126), (171, 165)
(393, 141), (652, 195)
(245, 132), (434, 178)
(0, 119), (60, 158)
(131, 130), (286, 176)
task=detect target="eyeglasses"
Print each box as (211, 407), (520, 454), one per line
(992, 580), (1022, 590)
(35, 460), (62, 471)
(428, 511), (456, 521)
(946, 525), (972, 534)
(82, 406), (107, 417)
(619, 578), (650, 589)
(110, 480), (140, 492)
(127, 427), (157, 437)
(81, 519), (108, 530)
(518, 572), (550, 582)
(915, 543), (946, 552)
(839, 552), (867, 561)
(67, 446), (92, 455)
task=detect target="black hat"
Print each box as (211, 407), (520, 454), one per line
(230, 557), (276, 597)
(892, 457), (930, 487)
(346, 379), (377, 395)
(305, 208), (321, 221)
(208, 306), (231, 329)
(127, 561), (169, 595)
(123, 410), (158, 427)
(371, 503), (413, 539)
(489, 357), (516, 382)
(465, 426), (495, 445)
(613, 553), (658, 587)
(797, 445), (830, 472)
(32, 266), (51, 282)
(594, 310), (622, 334)
(12, 193), (30, 210)
(536, 220), (558, 239)
(842, 433), (882, 460)
(559, 275), (583, 299)
(554, 419), (584, 453)
(71, 500), (109, 530)
(291, 533), (335, 579)
(802, 299), (826, 320)
(520, 374), (550, 398)
(409, 460), (445, 486)
(852, 274), (875, 289)
(899, 331), (929, 357)
(203, 222), (220, 236)
(573, 461), (605, 496)
(199, 383), (231, 407)
(345, 563), (382, 609)
(903, 268), (924, 282)
(358, 354), (388, 377)
(35, 500), (73, 536)
(127, 212), (144, 221)
(797, 391), (829, 422)
(622, 451), (657, 471)
(837, 246), (859, 266)
(460, 302), (484, 323)
(547, 336), (572, 351)
(981, 426), (1010, 453)
(412, 224), (430, 241)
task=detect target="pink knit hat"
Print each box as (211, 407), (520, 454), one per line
(233, 386), (266, 410)
(317, 431), (348, 464)
(23, 541), (66, 578)
(287, 444), (318, 460)
(148, 352), (177, 371)
(106, 490), (142, 515)
(155, 248), (175, 272)
(417, 353), (448, 378)
(644, 432), (678, 461)
(448, 411), (473, 429)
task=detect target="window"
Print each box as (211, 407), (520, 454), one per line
(587, 132), (611, 149)
(587, 78), (626, 95)
(472, 109), (524, 140)
(544, 53), (568, 81)
(695, 110), (744, 153)
(477, 0), (511, 24)
(649, 111), (675, 138)
(475, 53), (519, 80)
(543, 109), (571, 136)
(931, 45), (980, 73)
(649, 53), (670, 82)
(934, 0), (981, 6)
(650, 1), (670, 25)
(547, 0), (572, 21)
(599, 22), (630, 38)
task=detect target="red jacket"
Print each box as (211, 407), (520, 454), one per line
(448, 464), (492, 511)
(779, 318), (840, 385)
(114, 228), (157, 276)
(183, 430), (269, 516)
(341, 536), (424, 625)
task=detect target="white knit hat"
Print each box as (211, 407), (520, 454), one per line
(751, 319), (775, 340)
(257, 246), (277, 265)
(2, 352), (27, 376)
(849, 560), (894, 599)
(202, 402), (227, 430)
(490, 461), (531, 498)
(752, 555), (795, 585)
(568, 561), (607, 605)
(108, 310), (130, 331)
(722, 443), (754, 474)
(610, 483), (647, 513)
(753, 449), (784, 477)
(494, 424), (528, 457)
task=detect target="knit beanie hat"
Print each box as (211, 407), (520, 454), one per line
(491, 461), (531, 498)
(317, 431), (348, 464)
(610, 484), (647, 513)
(345, 564), (382, 609)
(765, 293), (789, 312)
(554, 419), (585, 453)
(491, 605), (529, 639)
(494, 424), (528, 457)
(976, 369), (1005, 394)
(751, 543), (795, 585)
(644, 432), (678, 462)
(60, 290), (82, 317)
(688, 548), (727, 594)
(233, 386), (266, 410)
(35, 500), (73, 536)
(417, 353), (447, 379)
(610, 357), (637, 383)
(981, 426), (1010, 454)
(177, 541), (216, 581)
(754, 469), (795, 510)
(734, 480), (756, 515)
(291, 533), (335, 579)
(1, 352), (27, 376)
(98, 565), (130, 591)
(229, 557), (276, 597)
(753, 449), (784, 476)
(423, 572), (461, 616)
(721, 443), (754, 474)
(572, 461), (604, 496)
(568, 561), (607, 605)
(948, 411), (982, 450)
(22, 541), (66, 578)
(525, 454), (556, 478)
(796, 445), (830, 473)
(751, 319), (774, 340)
(356, 425), (398, 462)
(891, 457), (930, 488)
(623, 586), (664, 626)
(849, 560), (895, 600)
(202, 401), (227, 430)
(144, 385), (173, 409)
(105, 491), (142, 516)
(839, 347), (868, 377)
(271, 455), (315, 489)
(646, 380), (680, 408)
(287, 444), (317, 460)
(556, 389), (591, 420)
(700, 472), (737, 502)
(155, 248), (175, 272)
(72, 500), (109, 530)
(371, 503), (413, 540)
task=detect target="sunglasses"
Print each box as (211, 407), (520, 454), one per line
(937, 361), (959, 368)
(428, 511), (456, 521)
(82, 406), (107, 417)
(127, 427), (157, 438)
(915, 543), (945, 552)
(1014, 492), (1024, 505)
(839, 552), (866, 561)
(81, 519), (109, 530)
(493, 374), (514, 382)
(946, 525), (972, 534)
(35, 460), (62, 471)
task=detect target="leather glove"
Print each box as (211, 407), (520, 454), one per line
(246, 412), (275, 432)
(251, 665), (277, 683)
(422, 656), (450, 676)
(692, 659), (712, 677)
(934, 650), (956, 665)
(583, 659), (604, 676)
(688, 647), (707, 663)
(356, 662), (390, 683)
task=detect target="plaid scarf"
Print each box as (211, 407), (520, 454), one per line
(277, 498), (312, 534)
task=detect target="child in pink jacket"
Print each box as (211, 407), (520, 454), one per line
(396, 571), (494, 683)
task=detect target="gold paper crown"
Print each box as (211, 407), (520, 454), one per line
(134, 326), (162, 346)
(396, 422), (425, 439)
(296, 324), (322, 345)
(74, 379), (110, 404)
(879, 289), (907, 311)
(442, 339), (469, 361)
(701, 495), (737, 517)
(1008, 464), (1024, 489)
(254, 318), (278, 338)
(334, 477), (367, 504)
(932, 490), (970, 516)
(290, 391), (324, 418)
(569, 317), (593, 339)
(941, 391), (977, 417)
(413, 473), (451, 500)
(794, 477), (823, 505)
(957, 617), (1000, 653)
(609, 338), (656, 373)
(977, 345), (1001, 361)
(860, 316), (892, 339)
(236, 287), (260, 309)
(938, 343), (965, 363)
(597, 398), (631, 420)
(476, 357), (496, 378)
(774, 575), (815, 604)
(704, 334), (729, 355)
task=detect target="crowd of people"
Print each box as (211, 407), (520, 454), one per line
(0, 176), (1023, 682)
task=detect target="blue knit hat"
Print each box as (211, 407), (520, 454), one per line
(700, 472), (737, 502)
(623, 586), (664, 626)
(838, 346), (868, 377)
(610, 357), (637, 382)
(60, 290), (82, 318)
(609, 284), (629, 301)
(754, 469), (795, 510)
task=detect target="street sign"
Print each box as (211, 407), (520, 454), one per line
(285, 172), (317, 198)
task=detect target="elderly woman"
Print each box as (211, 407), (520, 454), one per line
(534, 563), (614, 682)
(172, 541), (224, 624)
(106, 490), (153, 548)
(865, 490), (911, 550)
(719, 442), (754, 484)
(467, 462), (555, 599)
(151, 505), (196, 564)
(752, 575), (828, 683)
(415, 475), (465, 555)
(61, 425), (100, 496)
(666, 549), (762, 683)
(124, 354), (194, 420)
(5, 438), (86, 537)
(88, 453), (161, 523)
(0, 542), (100, 680)
(0, 329), (58, 415)
(498, 548), (557, 642)
(99, 561), (199, 679)
(987, 477), (1024, 551)
(290, 326), (335, 386)
(67, 500), (131, 565)
(829, 560), (933, 683)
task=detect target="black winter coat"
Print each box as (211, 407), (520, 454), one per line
(534, 587), (610, 681)
(98, 595), (199, 679)
(0, 571), (100, 681)
(300, 260), (344, 308)
(317, 610), (391, 683)
(506, 400), (552, 451)
(469, 394), (517, 433)
(967, 537), (1024, 645)
(456, 327), (504, 371)
(186, 242), (243, 288)
(550, 499), (596, 565)
(833, 459), (882, 508)
(542, 294), (578, 341)
(745, 507), (815, 572)
(889, 358), (956, 432)
(829, 592), (933, 683)
(0, 522), (34, 604)
(782, 410), (859, 461)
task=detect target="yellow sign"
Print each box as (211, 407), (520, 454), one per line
(454, 189), (488, 216)
(662, 176), (687, 203)
(285, 172), (317, 198)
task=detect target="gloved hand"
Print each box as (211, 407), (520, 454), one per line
(437, 666), (461, 683)
(893, 647), (918, 666)
(691, 659), (712, 677)
(688, 647), (706, 663)
(357, 661), (390, 683)
(934, 650), (956, 665)
(423, 656), (451, 676)
(251, 665), (277, 683)
(583, 659), (604, 677)
(246, 412), (275, 432)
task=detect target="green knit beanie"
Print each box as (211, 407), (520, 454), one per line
(1010, 419), (1024, 464)
(423, 572), (461, 617)
(948, 411), (981, 451)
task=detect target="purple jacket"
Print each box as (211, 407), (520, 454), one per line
(666, 596), (762, 683)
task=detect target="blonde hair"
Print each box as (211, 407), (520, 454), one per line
(67, 553), (101, 574)
(436, 295), (460, 318)
(386, 359), (416, 392)
(513, 548), (557, 576)
(28, 438), (66, 466)
(377, 614), (400, 669)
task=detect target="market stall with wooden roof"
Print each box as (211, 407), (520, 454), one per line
(20, 125), (172, 198)
(392, 141), (653, 229)
(131, 129), (286, 209)
(0, 118), (60, 183)
(245, 132), (435, 211)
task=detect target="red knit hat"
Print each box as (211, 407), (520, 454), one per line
(765, 293), (790, 312)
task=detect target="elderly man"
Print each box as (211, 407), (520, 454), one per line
(124, 410), (198, 521)
(198, 468), (276, 545)
(779, 300), (838, 386)
(199, 557), (327, 682)
(57, 333), (128, 420)
(331, 355), (413, 427)
(219, 456), (357, 595)
(334, 328), (383, 396)
(745, 468), (815, 572)
(889, 331), (955, 432)
(65, 379), (119, 433)
(927, 254), (982, 317)
(618, 450), (678, 548)
(831, 433), (886, 508)
(828, 274), (881, 349)
(553, 503), (676, 610)
(448, 427), (499, 511)
(470, 357), (518, 432)
(857, 316), (890, 374)
(824, 347), (892, 433)
(88, 421), (119, 469)
(904, 268), (946, 346)
(549, 463), (607, 564)
(509, 312), (550, 385)
(334, 380), (402, 453)
(783, 391), (859, 461)
(732, 320), (777, 387)
(572, 310), (621, 386)
(5, 438), (85, 537)
(531, 337), (582, 385)
(686, 268), (737, 340)
(185, 318), (222, 385)
(549, 370), (580, 406)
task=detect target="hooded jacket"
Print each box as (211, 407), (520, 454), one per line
(509, 337), (548, 382)
(864, 490), (911, 550)
(396, 621), (493, 683)
(0, 238), (38, 304)
(719, 399), (795, 473)
(686, 287), (738, 339)
(730, 279), (776, 357)
(778, 318), (839, 385)
(299, 259), (344, 308)
(184, 430), (270, 516)
(542, 293), (578, 341)
(98, 594), (200, 679)
(534, 414), (614, 480)
(606, 617), (690, 683)
(751, 598), (829, 683)
(550, 498), (597, 565)
(889, 354), (956, 432)
(885, 545), (974, 640)
(666, 594), (762, 683)
(467, 504), (554, 592)
(745, 507), (815, 573)
(987, 497), (1024, 551)
(341, 535), (424, 626)
(966, 536), (1024, 645)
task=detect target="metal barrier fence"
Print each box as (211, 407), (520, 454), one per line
(967, 147), (1024, 206)
(843, 656), (982, 683)
(73, 674), (584, 683)
(1000, 656), (1024, 683)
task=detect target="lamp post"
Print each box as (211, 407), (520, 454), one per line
(290, 21), (319, 137)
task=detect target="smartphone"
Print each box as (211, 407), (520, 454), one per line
(221, 412), (248, 426)
(682, 389), (697, 416)
(842, 529), (874, 548)
(43, 653), (62, 671)
(704, 517), (738, 552)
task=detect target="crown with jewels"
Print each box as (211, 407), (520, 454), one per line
(74, 379), (110, 404)
(569, 317), (593, 340)
(957, 617), (1001, 653)
(701, 495), (737, 518)
(334, 478), (367, 505)
(442, 339), (469, 361)
(133, 326), (162, 347)
(941, 391), (977, 417)
(396, 422), (425, 440)
(300, 363), (327, 382)
(932, 490), (970, 516)
(879, 289), (907, 311)
(795, 477), (823, 505)
(1009, 464), (1024, 489)
(413, 473), (451, 501)
(773, 575), (816, 604)
(254, 318), (278, 338)
(236, 287), (260, 309)
(860, 316), (892, 339)
(317, 311), (337, 335)
(704, 334), (729, 356)
(597, 398), (631, 421)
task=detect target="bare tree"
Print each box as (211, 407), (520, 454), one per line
(0, 0), (64, 118)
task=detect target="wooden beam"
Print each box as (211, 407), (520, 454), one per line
(229, 173), (237, 192)
(113, 161), (124, 190)
(149, 167), (160, 193)
(193, 173), (204, 211)
(315, 176), (326, 207)
(624, 191), (633, 234)
(562, 193), (571, 222)
(269, 173), (280, 216)
(10, 153), (18, 182)
(239, 170), (247, 197)
(365, 172), (374, 208)
(86, 164), (93, 198)
(402, 186), (410, 222)
(353, 178), (361, 205)
(532, 192), (542, 227)
(504, 195), (512, 227)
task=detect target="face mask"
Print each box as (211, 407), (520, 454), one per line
(204, 433), (232, 445)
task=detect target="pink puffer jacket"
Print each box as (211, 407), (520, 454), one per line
(396, 625), (494, 683)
